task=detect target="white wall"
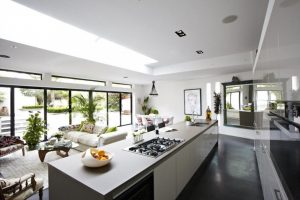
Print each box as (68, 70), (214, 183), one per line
(142, 71), (255, 123)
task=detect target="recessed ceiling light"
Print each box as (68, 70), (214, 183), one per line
(222, 15), (238, 24)
(0, 55), (10, 58)
(11, 45), (17, 49)
(196, 50), (204, 54)
(175, 30), (186, 37)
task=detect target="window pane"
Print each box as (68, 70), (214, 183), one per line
(269, 91), (282, 101)
(121, 93), (131, 125)
(47, 90), (69, 135)
(71, 91), (89, 125)
(256, 91), (268, 111)
(14, 88), (44, 138)
(112, 83), (132, 89)
(108, 93), (120, 126)
(231, 92), (240, 110)
(0, 70), (41, 80)
(52, 76), (105, 86)
(0, 87), (11, 136)
(93, 92), (107, 126)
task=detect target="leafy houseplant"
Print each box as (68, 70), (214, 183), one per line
(150, 108), (159, 115)
(213, 92), (221, 115)
(185, 115), (192, 126)
(141, 96), (152, 115)
(23, 112), (46, 150)
(53, 132), (64, 141)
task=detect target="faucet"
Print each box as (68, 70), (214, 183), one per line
(192, 111), (198, 123)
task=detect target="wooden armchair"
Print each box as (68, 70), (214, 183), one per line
(0, 173), (43, 200)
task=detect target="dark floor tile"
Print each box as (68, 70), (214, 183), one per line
(177, 134), (263, 200)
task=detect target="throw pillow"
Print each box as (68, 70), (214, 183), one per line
(106, 127), (117, 133)
(80, 122), (95, 133)
(0, 178), (19, 188)
(77, 121), (85, 131)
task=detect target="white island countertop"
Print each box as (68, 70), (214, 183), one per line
(48, 120), (218, 199)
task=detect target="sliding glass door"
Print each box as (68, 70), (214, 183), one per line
(121, 93), (132, 125)
(14, 88), (44, 138)
(93, 92), (107, 126)
(47, 90), (70, 136)
(71, 90), (89, 125)
(0, 85), (132, 138)
(0, 87), (11, 136)
(108, 93), (120, 127)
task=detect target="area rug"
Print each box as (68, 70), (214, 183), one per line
(0, 148), (81, 188)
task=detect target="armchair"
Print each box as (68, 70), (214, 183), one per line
(0, 173), (43, 200)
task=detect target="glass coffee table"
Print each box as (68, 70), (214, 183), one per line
(38, 140), (72, 162)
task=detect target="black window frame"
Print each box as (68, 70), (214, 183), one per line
(0, 84), (133, 140)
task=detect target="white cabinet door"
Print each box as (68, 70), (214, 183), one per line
(176, 143), (193, 195)
(154, 156), (177, 200)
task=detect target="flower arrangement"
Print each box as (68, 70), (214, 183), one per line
(53, 132), (64, 140)
(132, 129), (146, 143)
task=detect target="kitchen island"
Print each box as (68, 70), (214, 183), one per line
(48, 120), (218, 200)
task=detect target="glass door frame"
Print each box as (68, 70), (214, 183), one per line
(0, 84), (133, 140)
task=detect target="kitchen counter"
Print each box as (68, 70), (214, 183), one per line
(48, 120), (218, 200)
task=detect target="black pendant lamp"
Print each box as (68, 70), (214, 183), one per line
(149, 81), (158, 96)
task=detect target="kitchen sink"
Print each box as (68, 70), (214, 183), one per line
(190, 122), (209, 127)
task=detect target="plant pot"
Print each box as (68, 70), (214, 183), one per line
(27, 144), (38, 151)
(186, 121), (192, 126)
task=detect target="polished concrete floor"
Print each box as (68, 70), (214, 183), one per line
(30, 134), (263, 200)
(177, 134), (264, 200)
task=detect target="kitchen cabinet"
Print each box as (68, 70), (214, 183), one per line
(154, 123), (218, 200)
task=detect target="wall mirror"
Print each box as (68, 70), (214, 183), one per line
(222, 80), (285, 128)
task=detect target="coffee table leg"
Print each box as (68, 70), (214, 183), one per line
(38, 150), (47, 162)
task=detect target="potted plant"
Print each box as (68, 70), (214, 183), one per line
(213, 92), (222, 119)
(23, 111), (46, 150)
(185, 115), (192, 126)
(141, 96), (152, 115)
(53, 132), (64, 141)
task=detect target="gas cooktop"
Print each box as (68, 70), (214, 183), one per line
(124, 137), (184, 158)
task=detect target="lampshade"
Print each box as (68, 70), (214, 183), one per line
(149, 81), (158, 96)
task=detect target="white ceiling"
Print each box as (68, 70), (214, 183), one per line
(0, 0), (268, 84)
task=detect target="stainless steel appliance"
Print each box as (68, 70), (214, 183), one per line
(125, 137), (184, 158)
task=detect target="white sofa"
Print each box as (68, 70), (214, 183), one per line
(59, 125), (127, 147)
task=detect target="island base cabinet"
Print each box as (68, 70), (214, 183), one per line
(154, 124), (218, 200)
(154, 156), (177, 200)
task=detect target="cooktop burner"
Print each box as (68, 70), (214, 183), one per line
(124, 137), (184, 158)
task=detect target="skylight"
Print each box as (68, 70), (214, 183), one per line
(0, 1), (157, 74)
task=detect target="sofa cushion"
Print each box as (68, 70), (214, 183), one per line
(65, 131), (87, 143)
(99, 131), (127, 146)
(0, 144), (23, 157)
(77, 134), (99, 147)
(0, 136), (22, 148)
(106, 127), (117, 133)
(93, 126), (108, 136)
(0, 177), (19, 188)
(80, 122), (95, 133)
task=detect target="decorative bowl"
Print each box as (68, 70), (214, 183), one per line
(81, 148), (113, 168)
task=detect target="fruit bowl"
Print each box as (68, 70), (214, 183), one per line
(81, 148), (113, 168)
